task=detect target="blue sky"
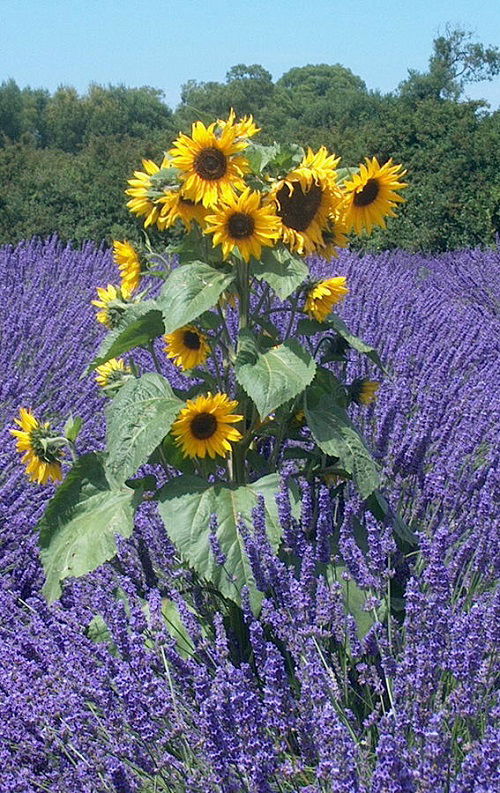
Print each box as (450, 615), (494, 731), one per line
(1, 0), (499, 108)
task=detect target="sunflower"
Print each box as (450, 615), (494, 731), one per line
(157, 190), (208, 231)
(112, 241), (141, 298)
(164, 326), (210, 371)
(169, 113), (252, 208)
(95, 358), (132, 388)
(10, 408), (63, 485)
(315, 213), (349, 259)
(342, 157), (407, 234)
(204, 188), (281, 262)
(172, 392), (243, 459)
(350, 378), (380, 405)
(217, 108), (260, 140)
(91, 284), (129, 328)
(304, 276), (349, 322)
(125, 156), (172, 228)
(268, 148), (341, 255)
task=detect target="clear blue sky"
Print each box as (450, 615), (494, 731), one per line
(1, 0), (499, 108)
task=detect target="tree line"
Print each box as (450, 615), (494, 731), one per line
(1, 27), (499, 251)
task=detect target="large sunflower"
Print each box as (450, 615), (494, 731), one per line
(125, 156), (172, 228)
(169, 113), (252, 208)
(112, 241), (141, 298)
(164, 326), (210, 371)
(10, 408), (63, 485)
(204, 188), (281, 262)
(268, 148), (341, 255)
(342, 157), (407, 234)
(91, 284), (129, 328)
(157, 190), (208, 231)
(172, 392), (243, 459)
(95, 358), (132, 388)
(304, 276), (349, 322)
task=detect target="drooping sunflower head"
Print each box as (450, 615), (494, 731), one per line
(10, 408), (63, 485)
(268, 149), (342, 255)
(304, 276), (349, 322)
(172, 392), (243, 459)
(125, 156), (174, 228)
(204, 188), (281, 262)
(169, 113), (254, 208)
(95, 358), (132, 389)
(342, 157), (407, 234)
(350, 378), (380, 405)
(91, 284), (130, 328)
(164, 325), (210, 371)
(157, 190), (208, 231)
(112, 241), (141, 298)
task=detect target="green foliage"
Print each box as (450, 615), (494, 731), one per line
(236, 337), (316, 418)
(250, 245), (309, 300)
(297, 316), (385, 372)
(105, 373), (183, 483)
(157, 262), (234, 334)
(90, 303), (165, 370)
(157, 473), (295, 611)
(38, 453), (136, 601)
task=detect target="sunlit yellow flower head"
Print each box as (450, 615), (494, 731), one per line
(157, 190), (208, 231)
(112, 241), (141, 298)
(217, 108), (260, 140)
(10, 408), (63, 485)
(342, 157), (407, 234)
(91, 284), (130, 328)
(169, 112), (253, 208)
(164, 325), (210, 371)
(268, 147), (342, 255)
(350, 378), (380, 405)
(172, 392), (243, 459)
(204, 188), (281, 262)
(125, 156), (172, 228)
(95, 358), (132, 389)
(304, 276), (349, 322)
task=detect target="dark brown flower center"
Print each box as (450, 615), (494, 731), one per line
(191, 412), (217, 439)
(183, 330), (201, 350)
(180, 196), (196, 206)
(194, 147), (227, 181)
(353, 178), (379, 207)
(228, 212), (255, 239)
(276, 183), (322, 232)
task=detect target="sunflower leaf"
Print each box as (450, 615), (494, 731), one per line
(88, 301), (165, 371)
(297, 315), (386, 372)
(250, 246), (309, 300)
(38, 453), (136, 602)
(157, 262), (234, 334)
(236, 338), (316, 418)
(105, 373), (183, 484)
(157, 473), (299, 612)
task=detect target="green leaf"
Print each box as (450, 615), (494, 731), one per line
(297, 315), (385, 372)
(63, 414), (83, 443)
(325, 563), (377, 638)
(105, 373), (183, 484)
(38, 453), (136, 602)
(305, 369), (380, 499)
(236, 338), (316, 418)
(89, 301), (165, 370)
(157, 473), (296, 611)
(157, 261), (234, 334)
(251, 245), (309, 300)
(245, 142), (280, 173)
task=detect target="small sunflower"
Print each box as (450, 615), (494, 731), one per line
(204, 188), (281, 262)
(268, 148), (341, 255)
(342, 157), (407, 234)
(112, 241), (141, 298)
(95, 358), (132, 389)
(91, 284), (130, 328)
(315, 213), (349, 259)
(350, 379), (380, 405)
(125, 156), (172, 228)
(164, 326), (210, 371)
(157, 190), (208, 231)
(217, 108), (260, 140)
(169, 113), (252, 208)
(10, 408), (63, 485)
(304, 277), (349, 322)
(172, 392), (243, 459)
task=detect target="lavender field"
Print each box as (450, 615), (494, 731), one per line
(1, 237), (499, 792)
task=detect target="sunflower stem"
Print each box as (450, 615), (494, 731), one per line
(233, 258), (250, 484)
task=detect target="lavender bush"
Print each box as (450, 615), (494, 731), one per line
(1, 237), (498, 792)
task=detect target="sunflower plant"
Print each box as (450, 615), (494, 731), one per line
(14, 111), (409, 606)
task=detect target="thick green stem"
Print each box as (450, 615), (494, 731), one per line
(232, 258), (250, 484)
